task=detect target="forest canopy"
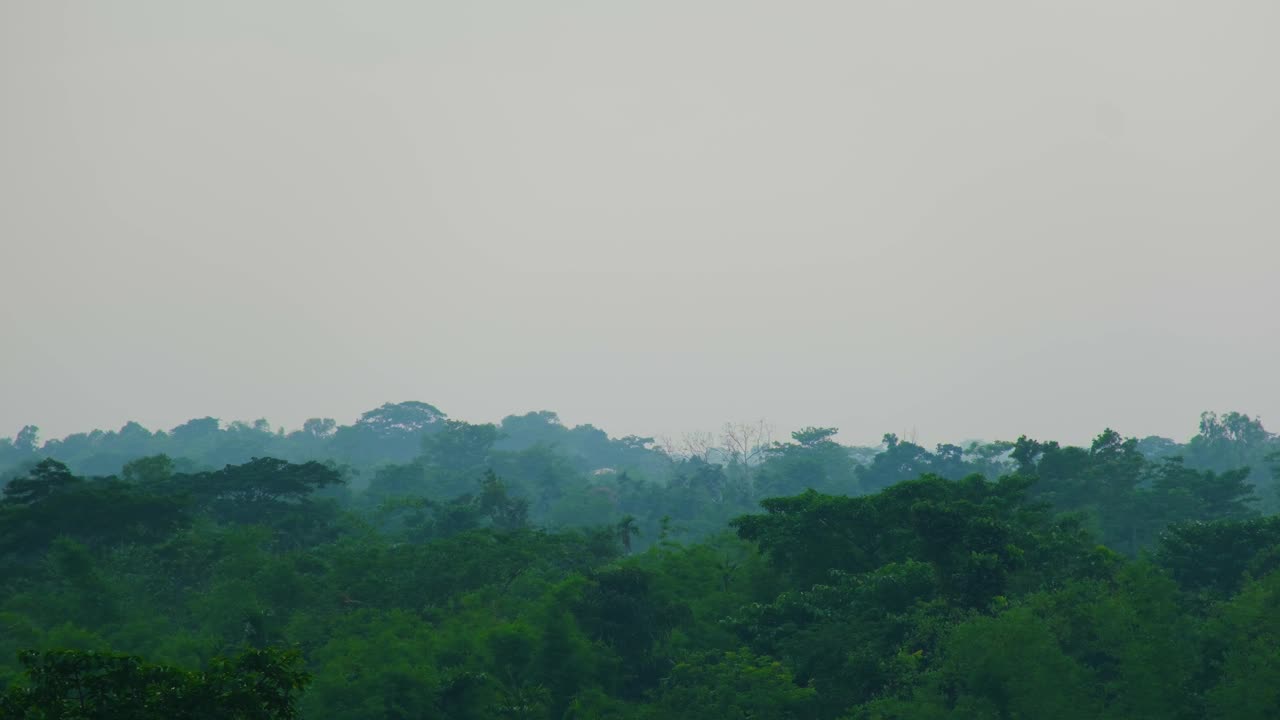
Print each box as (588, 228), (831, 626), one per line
(2, 404), (1279, 719)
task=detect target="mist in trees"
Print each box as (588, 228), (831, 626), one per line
(3, 403), (1280, 718)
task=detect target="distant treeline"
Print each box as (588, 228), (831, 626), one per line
(2, 404), (1277, 549)
(0, 403), (668, 481)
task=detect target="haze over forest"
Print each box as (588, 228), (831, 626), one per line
(4, 2), (1280, 719)
(5, 400), (1280, 717)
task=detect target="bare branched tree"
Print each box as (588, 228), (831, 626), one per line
(721, 419), (774, 491)
(721, 419), (774, 466)
(654, 435), (680, 459)
(680, 430), (718, 463)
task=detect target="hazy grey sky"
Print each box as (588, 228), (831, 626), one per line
(2, 1), (1277, 447)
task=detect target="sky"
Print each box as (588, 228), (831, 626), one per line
(2, 0), (1278, 448)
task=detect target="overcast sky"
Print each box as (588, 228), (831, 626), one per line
(2, 0), (1277, 448)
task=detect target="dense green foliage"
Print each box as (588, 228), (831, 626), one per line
(1, 647), (309, 719)
(3, 405), (1280, 718)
